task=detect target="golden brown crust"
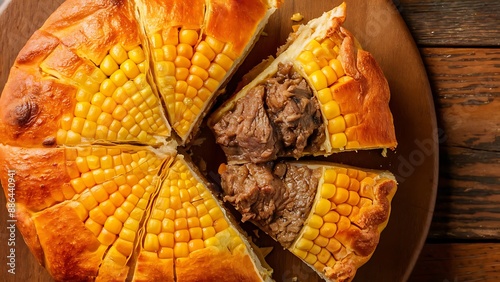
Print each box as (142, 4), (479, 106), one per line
(132, 252), (175, 282)
(0, 67), (76, 147)
(205, 0), (270, 55)
(33, 204), (107, 281)
(136, 0), (206, 34)
(332, 49), (397, 150)
(0, 145), (72, 211)
(40, 0), (140, 65)
(175, 247), (263, 282)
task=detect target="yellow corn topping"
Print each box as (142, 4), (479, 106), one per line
(51, 43), (170, 146)
(151, 28), (237, 141)
(64, 146), (164, 265)
(290, 166), (382, 274)
(138, 157), (249, 261)
(296, 39), (359, 150)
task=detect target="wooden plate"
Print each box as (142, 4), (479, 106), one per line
(0, 0), (438, 281)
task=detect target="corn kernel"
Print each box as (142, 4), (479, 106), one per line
(347, 191), (361, 206)
(110, 70), (128, 87)
(295, 238), (314, 251)
(310, 244), (322, 255)
(90, 185), (108, 203)
(101, 55), (119, 76)
(128, 46), (146, 64)
(337, 203), (353, 216)
(332, 187), (349, 204)
(214, 53), (232, 71)
(75, 102), (91, 118)
(162, 218), (175, 233)
(174, 242), (189, 258)
(308, 214), (324, 229)
(110, 45), (128, 64)
(187, 74), (204, 90)
(321, 183), (336, 199)
(292, 248), (308, 260)
(315, 198), (331, 216)
(317, 88), (332, 104)
(158, 233), (174, 248)
(174, 56), (191, 68)
(85, 218), (102, 236)
(314, 235), (329, 248)
(76, 89), (91, 102)
(305, 253), (318, 265)
(202, 227), (216, 240)
(319, 222), (337, 238)
(324, 211), (340, 223)
(331, 133), (347, 149)
(104, 216), (123, 235)
(328, 116), (346, 134)
(196, 41), (216, 61)
(119, 227), (136, 242)
(190, 227), (203, 239)
(144, 233), (159, 251)
(302, 226), (320, 241)
(321, 66), (338, 86)
(326, 238), (342, 253)
(208, 63), (226, 81)
(323, 100), (341, 120)
(297, 50), (314, 64)
(81, 172), (96, 187)
(188, 239), (205, 253)
(115, 238), (133, 257)
(199, 214), (213, 228)
(100, 79), (117, 97)
(179, 29), (198, 46)
(337, 216), (351, 232)
(175, 230), (190, 243)
(336, 174), (350, 189)
(89, 208), (107, 225)
(205, 36), (224, 53)
(302, 61), (321, 76)
(329, 59), (345, 78)
(151, 33), (163, 49)
(123, 217), (139, 231)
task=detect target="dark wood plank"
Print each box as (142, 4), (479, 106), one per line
(396, 0), (500, 47)
(420, 47), (500, 239)
(421, 48), (500, 151)
(410, 243), (500, 282)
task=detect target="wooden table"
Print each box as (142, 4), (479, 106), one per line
(0, 0), (498, 281)
(400, 0), (500, 281)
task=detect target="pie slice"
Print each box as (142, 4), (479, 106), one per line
(0, 144), (171, 281)
(209, 3), (397, 163)
(219, 161), (397, 282)
(0, 0), (171, 147)
(136, 0), (281, 144)
(133, 155), (273, 282)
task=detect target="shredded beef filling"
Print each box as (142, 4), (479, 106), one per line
(213, 62), (325, 163)
(221, 162), (321, 247)
(213, 86), (280, 163)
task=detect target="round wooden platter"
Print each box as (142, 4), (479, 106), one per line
(0, 0), (438, 281)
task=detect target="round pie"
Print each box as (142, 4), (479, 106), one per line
(0, 1), (397, 281)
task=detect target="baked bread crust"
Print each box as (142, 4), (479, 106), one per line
(175, 247), (264, 282)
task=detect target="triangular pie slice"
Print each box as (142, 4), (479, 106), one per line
(133, 155), (273, 282)
(219, 161), (397, 282)
(0, 144), (172, 281)
(136, 0), (281, 144)
(209, 3), (397, 164)
(0, 0), (171, 147)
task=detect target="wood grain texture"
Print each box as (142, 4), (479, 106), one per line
(419, 47), (500, 240)
(397, 0), (500, 47)
(410, 243), (500, 282)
